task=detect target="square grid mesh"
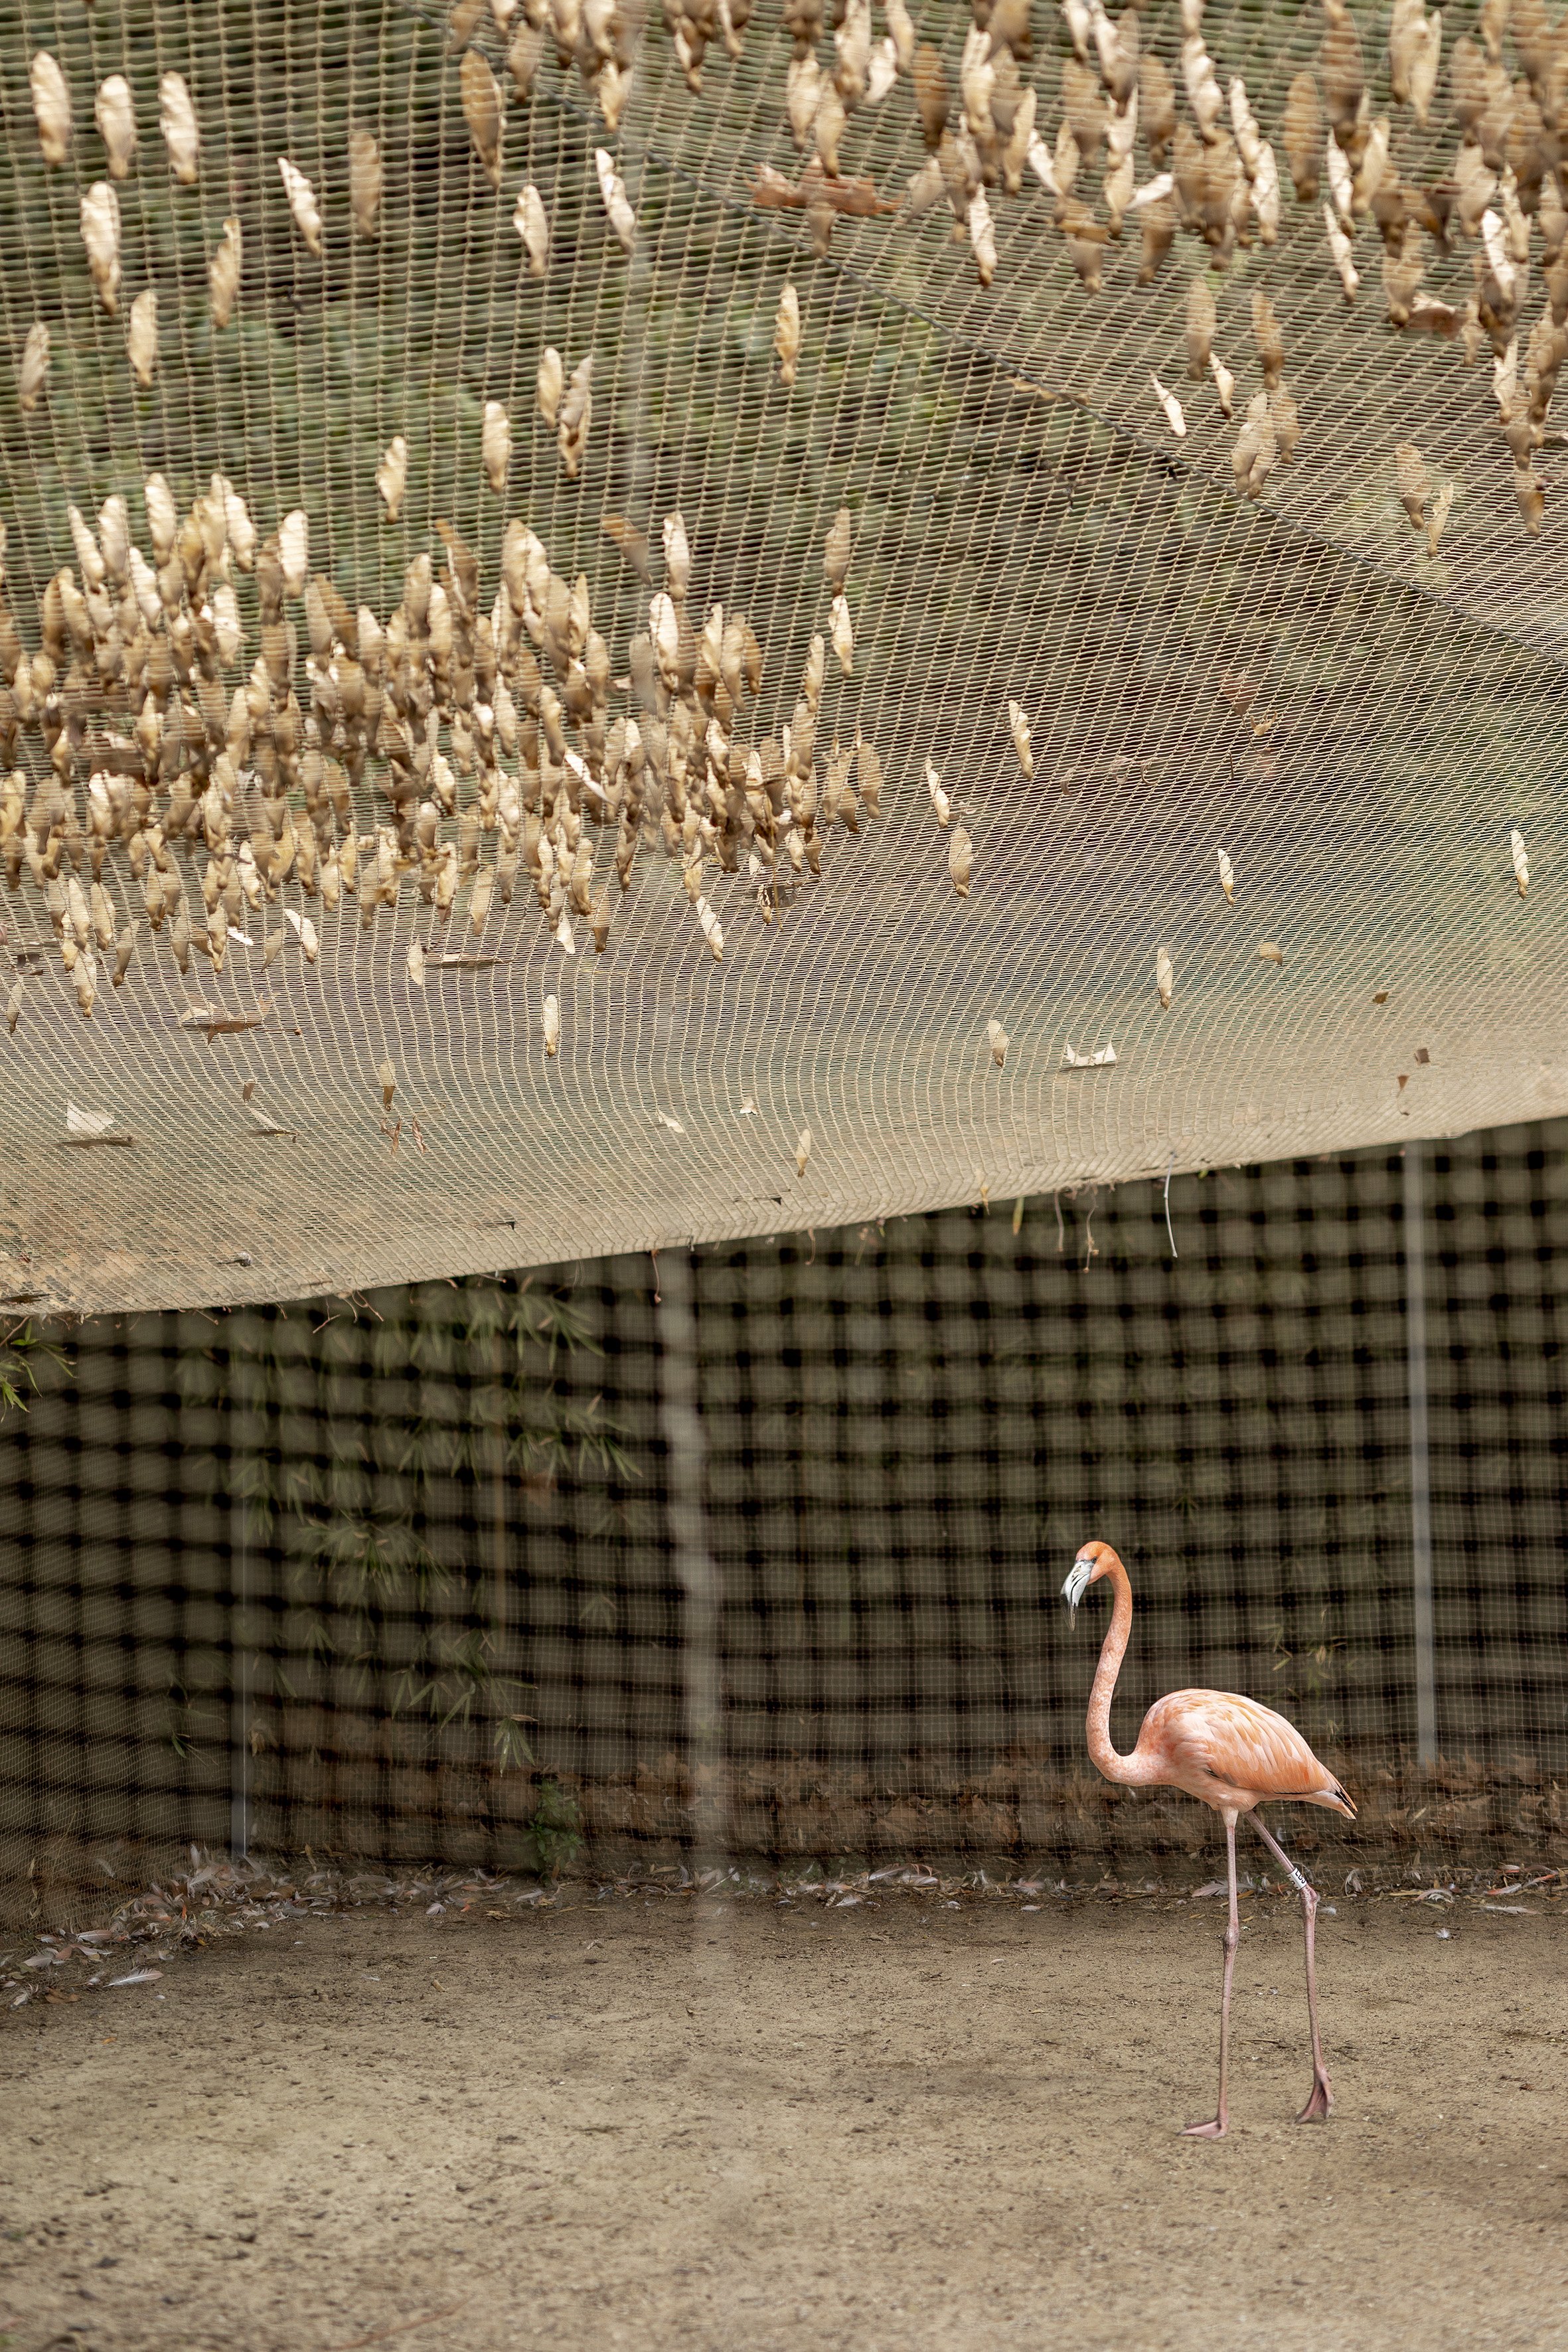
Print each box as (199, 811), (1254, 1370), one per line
(3, 1119), (1567, 1928)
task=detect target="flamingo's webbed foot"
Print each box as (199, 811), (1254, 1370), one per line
(1180, 2116), (1227, 2139)
(1295, 2073), (1332, 2124)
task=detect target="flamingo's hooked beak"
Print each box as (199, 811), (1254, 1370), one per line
(1061, 1556), (1095, 1622)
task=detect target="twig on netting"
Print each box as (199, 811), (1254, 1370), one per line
(1054, 1192), (1064, 1255)
(325, 2298), (470, 2351)
(1164, 1155), (1178, 1261)
(1083, 1188), (1099, 1270)
(649, 1249), (661, 1306)
(1012, 1196), (1024, 1235)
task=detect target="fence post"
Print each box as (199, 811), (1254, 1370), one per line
(229, 1314), (252, 1861)
(1403, 1146), (1437, 1768)
(656, 1249), (725, 1867)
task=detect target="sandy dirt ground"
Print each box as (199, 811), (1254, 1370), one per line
(0, 1887), (1564, 2352)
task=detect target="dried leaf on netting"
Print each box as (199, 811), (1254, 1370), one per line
(1393, 441), (1431, 530)
(1185, 277), (1215, 379)
(1514, 465), (1545, 536)
(1133, 47), (1174, 163)
(796, 1125), (813, 1176)
(774, 281), (801, 386)
(277, 510), (309, 597)
(448, 0), (485, 54)
(986, 1017), (1009, 1068)
(1062, 1040), (1117, 1068)
(378, 1059), (396, 1109)
(376, 436), (408, 524)
(1323, 204), (1359, 299)
(853, 729), (882, 820)
(663, 512), (692, 600)
(913, 42), (947, 147)
(284, 907), (319, 962)
(507, 20), (544, 97)
(823, 506), (852, 594)
(94, 74), (136, 179)
(208, 218), (242, 331)
(1511, 828), (1529, 896)
(1389, 0), (1443, 123)
(215, 477), (255, 570)
(278, 156), (324, 257)
(600, 513), (650, 582)
(64, 1101), (131, 1144)
(1156, 945), (1174, 1010)
(482, 401), (512, 494)
(1067, 52), (1110, 155)
(1150, 373), (1186, 437)
(17, 322), (49, 414)
(924, 759), (950, 829)
(127, 287), (159, 389)
(828, 593), (854, 678)
(460, 51), (504, 188)
(1208, 351), (1235, 417)
(556, 353), (593, 479)
(1007, 700), (1034, 779)
(159, 71), (199, 184)
(1217, 848), (1235, 904)
(90, 882), (116, 953)
(80, 181), (122, 315)
(594, 148), (637, 252)
(247, 1101), (296, 1138)
(1427, 481), (1454, 555)
(968, 189), (998, 287)
(349, 129), (383, 240)
(513, 182), (550, 277)
(543, 992), (560, 1058)
(1279, 71), (1316, 198)
(1137, 191), (1177, 283)
(695, 896), (724, 960)
(1320, 0), (1365, 143)
(948, 823), (973, 898)
(1231, 389), (1278, 499)
(30, 52), (72, 167)
(5, 980), (22, 1036)
(1258, 939), (1285, 966)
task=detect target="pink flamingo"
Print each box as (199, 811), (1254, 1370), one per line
(1062, 1540), (1356, 2138)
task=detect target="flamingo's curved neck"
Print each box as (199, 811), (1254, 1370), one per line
(1087, 1555), (1156, 1785)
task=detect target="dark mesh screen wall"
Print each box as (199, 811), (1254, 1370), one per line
(3, 1119), (1567, 1932)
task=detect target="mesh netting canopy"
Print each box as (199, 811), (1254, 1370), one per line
(2, 0), (1567, 1316)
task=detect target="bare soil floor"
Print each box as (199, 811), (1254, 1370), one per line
(0, 1890), (1564, 2352)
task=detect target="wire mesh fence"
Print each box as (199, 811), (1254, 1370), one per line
(3, 1116), (1568, 1934)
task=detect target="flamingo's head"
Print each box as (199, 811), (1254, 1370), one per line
(1061, 1540), (1115, 1622)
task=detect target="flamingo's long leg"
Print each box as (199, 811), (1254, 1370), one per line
(1249, 1812), (1332, 2122)
(1182, 1810), (1239, 2139)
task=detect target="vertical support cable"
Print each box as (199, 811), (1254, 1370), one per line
(656, 1247), (724, 1869)
(229, 1312), (252, 1861)
(1404, 1146), (1437, 1768)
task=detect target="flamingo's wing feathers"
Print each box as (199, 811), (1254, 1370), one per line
(1144, 1689), (1342, 1802)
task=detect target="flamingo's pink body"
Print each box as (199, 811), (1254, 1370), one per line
(1065, 1539), (1355, 2138)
